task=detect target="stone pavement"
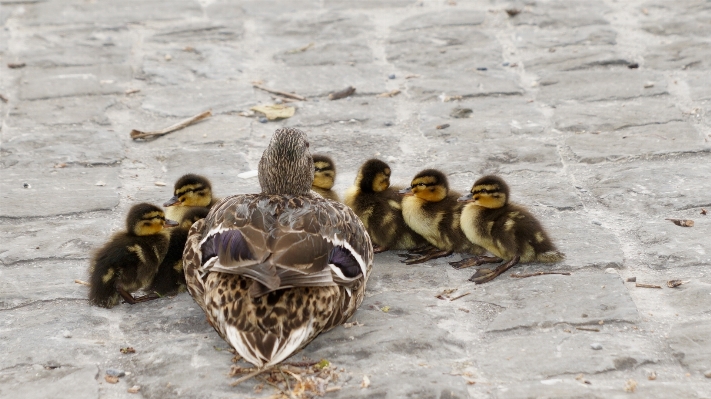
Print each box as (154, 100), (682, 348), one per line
(1, 0), (711, 397)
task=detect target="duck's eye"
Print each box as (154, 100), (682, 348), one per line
(305, 141), (310, 148)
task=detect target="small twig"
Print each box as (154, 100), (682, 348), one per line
(665, 218), (694, 227)
(510, 271), (571, 278)
(666, 280), (689, 288)
(377, 89), (400, 98)
(230, 365), (274, 387)
(257, 375), (288, 396)
(635, 283), (662, 289)
(278, 367), (291, 393)
(74, 279), (90, 286)
(325, 386), (342, 392)
(130, 110), (212, 140)
(0, 93), (8, 103)
(449, 292), (470, 301)
(283, 360), (319, 368)
(286, 42), (314, 54)
(253, 84), (307, 101)
(576, 327), (600, 332)
(328, 86), (356, 100)
(8, 62), (26, 69)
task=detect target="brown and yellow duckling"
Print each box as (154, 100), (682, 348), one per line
(451, 175), (565, 284)
(149, 207), (209, 296)
(163, 174), (218, 222)
(312, 154), (340, 202)
(88, 203), (177, 308)
(344, 158), (429, 253)
(399, 169), (485, 264)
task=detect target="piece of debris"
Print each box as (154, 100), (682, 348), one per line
(641, 8), (649, 15)
(510, 271), (571, 278)
(449, 292), (470, 301)
(377, 89), (400, 98)
(575, 374), (592, 384)
(361, 375), (370, 388)
(576, 327), (600, 332)
(405, 74), (421, 79)
(380, 306), (390, 312)
(636, 283), (662, 289)
(666, 218), (694, 227)
(23, 183), (31, 189)
(627, 277), (637, 283)
(106, 369), (126, 378)
(125, 88), (140, 95)
(251, 104), (295, 121)
(667, 280), (689, 288)
(343, 321), (364, 328)
(253, 84), (307, 101)
(701, 208), (707, 215)
(8, 62), (26, 69)
(435, 288), (457, 300)
(644, 81), (655, 88)
(238, 110), (255, 117)
(704, 370), (711, 378)
(105, 375), (119, 384)
(590, 343), (603, 350)
(258, 116), (268, 123)
(131, 110), (212, 140)
(286, 42), (314, 54)
(647, 370), (657, 380)
(450, 107), (472, 118)
(628, 63), (639, 69)
(62, 331), (72, 338)
(0, 93), (8, 103)
(127, 386), (141, 394)
(458, 308), (470, 313)
(624, 379), (637, 393)
(54, 163), (67, 168)
(120, 347), (136, 354)
(74, 279), (90, 286)
(443, 95), (463, 102)
(476, 67), (488, 71)
(154, 181), (166, 187)
(329, 86), (356, 101)
(95, 181), (106, 186)
(237, 170), (259, 179)
(388, 74), (396, 79)
(505, 8), (521, 16)
(436, 124), (450, 130)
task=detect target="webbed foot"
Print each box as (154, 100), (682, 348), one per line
(468, 255), (520, 284)
(450, 255), (503, 270)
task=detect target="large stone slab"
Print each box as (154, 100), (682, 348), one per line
(668, 320), (711, 374)
(259, 65), (389, 98)
(0, 166), (120, 218)
(523, 47), (631, 71)
(571, 157), (711, 217)
(5, 96), (115, 128)
(686, 72), (711, 101)
(645, 39), (711, 70)
(284, 96), (396, 129)
(275, 42), (374, 66)
(263, 11), (372, 40)
(510, 1), (610, 28)
(0, 260), (86, 309)
(665, 283), (711, 318)
(407, 71), (523, 101)
(19, 65), (131, 100)
(393, 10), (486, 31)
(566, 121), (707, 163)
(552, 98), (684, 133)
(641, 0), (711, 37)
(537, 71), (668, 104)
(634, 219), (711, 270)
(0, 365), (99, 399)
(162, 146), (252, 196)
(514, 25), (617, 49)
(480, 272), (638, 331)
(496, 380), (705, 399)
(140, 80), (255, 116)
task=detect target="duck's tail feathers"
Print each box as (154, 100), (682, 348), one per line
(88, 263), (119, 308)
(538, 250), (565, 263)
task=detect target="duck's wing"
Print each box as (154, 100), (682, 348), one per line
(196, 194), (373, 297)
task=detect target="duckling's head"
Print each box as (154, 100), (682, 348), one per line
(164, 174), (213, 208)
(355, 158), (391, 193)
(126, 203), (178, 236)
(259, 128), (313, 195)
(400, 169), (449, 202)
(458, 175), (509, 208)
(312, 154), (336, 190)
(179, 207), (209, 229)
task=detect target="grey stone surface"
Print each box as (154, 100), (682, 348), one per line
(2, 0), (711, 397)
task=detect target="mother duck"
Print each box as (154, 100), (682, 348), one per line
(183, 128), (373, 368)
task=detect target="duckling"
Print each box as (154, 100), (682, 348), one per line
(163, 174), (218, 222)
(183, 127), (373, 369)
(149, 207), (209, 296)
(343, 158), (429, 253)
(88, 203), (177, 308)
(399, 169), (485, 264)
(311, 154), (340, 202)
(451, 175), (564, 284)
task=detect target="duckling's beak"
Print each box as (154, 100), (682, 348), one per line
(163, 196), (180, 207)
(399, 187), (413, 196)
(164, 219), (179, 227)
(458, 193), (474, 202)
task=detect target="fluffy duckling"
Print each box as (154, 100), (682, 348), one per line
(88, 203), (177, 308)
(452, 175), (564, 284)
(183, 127), (373, 369)
(399, 169), (485, 264)
(312, 154), (340, 202)
(344, 158), (429, 253)
(163, 174), (217, 222)
(149, 207), (209, 296)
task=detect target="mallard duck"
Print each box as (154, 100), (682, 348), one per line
(451, 175), (565, 283)
(149, 207), (209, 296)
(163, 174), (218, 222)
(183, 127), (373, 369)
(88, 203), (177, 308)
(343, 158), (429, 253)
(311, 154), (340, 202)
(399, 169), (485, 264)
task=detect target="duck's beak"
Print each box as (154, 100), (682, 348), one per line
(164, 219), (179, 227)
(163, 196), (180, 207)
(399, 187), (414, 196)
(458, 193), (474, 203)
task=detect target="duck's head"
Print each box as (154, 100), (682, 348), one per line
(458, 175), (509, 208)
(355, 158), (392, 193)
(126, 203), (178, 236)
(399, 169), (449, 202)
(179, 207), (209, 229)
(164, 174), (213, 208)
(259, 128), (313, 195)
(312, 154), (336, 190)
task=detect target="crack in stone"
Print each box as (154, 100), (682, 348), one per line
(0, 298), (87, 312)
